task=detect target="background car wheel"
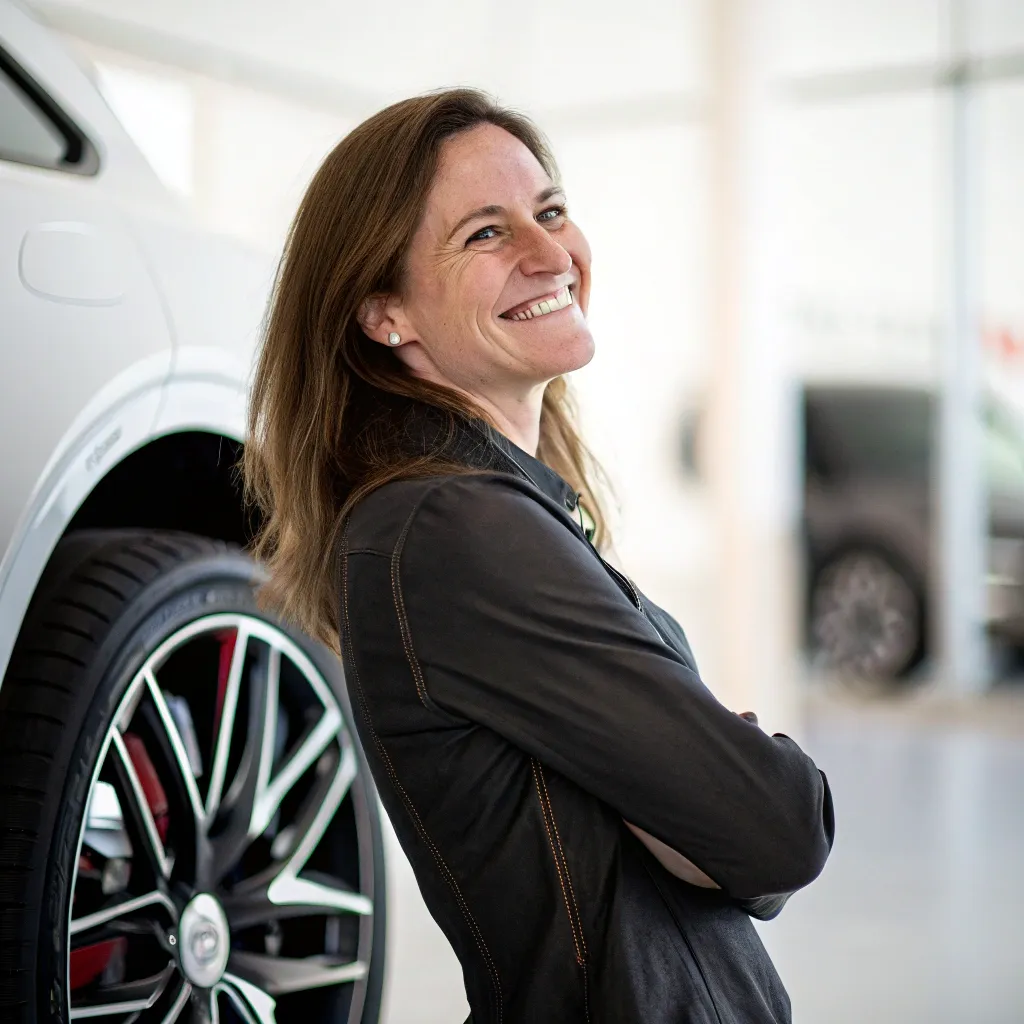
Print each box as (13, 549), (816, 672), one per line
(0, 529), (385, 1024)
(809, 547), (925, 686)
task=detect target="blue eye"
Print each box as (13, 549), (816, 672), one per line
(466, 225), (498, 244)
(538, 205), (566, 222)
(464, 205), (566, 245)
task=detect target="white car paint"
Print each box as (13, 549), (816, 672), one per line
(0, 0), (272, 686)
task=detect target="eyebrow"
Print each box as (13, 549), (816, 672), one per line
(444, 185), (566, 243)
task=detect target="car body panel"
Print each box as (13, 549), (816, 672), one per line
(0, 0), (272, 687)
(803, 384), (1024, 644)
(0, 167), (174, 539)
(804, 475), (932, 584)
(0, 376), (164, 683)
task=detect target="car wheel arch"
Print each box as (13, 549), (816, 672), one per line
(0, 376), (257, 692)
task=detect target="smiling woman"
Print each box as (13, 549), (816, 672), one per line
(243, 90), (608, 645)
(242, 88), (834, 1024)
(356, 121), (595, 457)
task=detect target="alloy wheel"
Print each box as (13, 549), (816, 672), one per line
(67, 613), (376, 1023)
(810, 549), (922, 681)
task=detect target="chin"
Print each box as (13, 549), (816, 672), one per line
(551, 330), (596, 376)
(516, 325), (595, 382)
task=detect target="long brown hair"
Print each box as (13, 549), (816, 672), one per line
(242, 88), (608, 653)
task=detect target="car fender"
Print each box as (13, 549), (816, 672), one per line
(0, 367), (248, 689)
(0, 357), (168, 685)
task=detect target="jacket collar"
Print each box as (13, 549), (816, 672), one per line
(475, 422), (581, 513)
(399, 401), (580, 513)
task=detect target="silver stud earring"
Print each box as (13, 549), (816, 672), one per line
(387, 332), (401, 346)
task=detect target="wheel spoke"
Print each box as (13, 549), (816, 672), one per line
(251, 699), (342, 839)
(70, 890), (176, 940)
(191, 988), (220, 1024)
(265, 744), (368, 914)
(210, 642), (344, 880)
(276, 739), (355, 878)
(159, 981), (192, 1024)
(110, 730), (174, 878)
(69, 964), (175, 1019)
(267, 875), (373, 917)
(219, 973), (278, 1024)
(223, 742), (369, 927)
(205, 627), (249, 820)
(251, 645), (281, 835)
(227, 950), (368, 995)
(145, 670), (206, 827)
(209, 644), (277, 876)
(224, 874), (371, 930)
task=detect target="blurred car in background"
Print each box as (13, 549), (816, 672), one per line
(0, 3), (385, 1022)
(682, 384), (1024, 685)
(802, 385), (1024, 682)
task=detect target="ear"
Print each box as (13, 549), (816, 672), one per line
(357, 293), (410, 347)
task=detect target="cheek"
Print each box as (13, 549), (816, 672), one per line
(436, 255), (508, 326)
(565, 225), (593, 311)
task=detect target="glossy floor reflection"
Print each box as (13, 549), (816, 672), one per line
(380, 692), (1024, 1024)
(759, 694), (1024, 1024)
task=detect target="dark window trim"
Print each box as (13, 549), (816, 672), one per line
(0, 44), (99, 175)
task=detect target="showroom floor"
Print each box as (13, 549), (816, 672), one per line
(761, 689), (1024, 1024)
(379, 689), (1024, 1024)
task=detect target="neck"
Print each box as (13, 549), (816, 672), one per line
(469, 389), (544, 455)
(405, 362), (546, 455)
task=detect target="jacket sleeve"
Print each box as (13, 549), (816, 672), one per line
(399, 475), (835, 900)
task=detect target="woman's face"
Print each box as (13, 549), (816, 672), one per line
(368, 123), (594, 402)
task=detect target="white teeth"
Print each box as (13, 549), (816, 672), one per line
(506, 287), (573, 321)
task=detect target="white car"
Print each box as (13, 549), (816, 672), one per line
(0, 3), (387, 1022)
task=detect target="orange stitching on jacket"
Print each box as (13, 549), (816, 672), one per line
(341, 526), (504, 1022)
(531, 759), (585, 966)
(537, 764), (589, 962)
(391, 509), (430, 709)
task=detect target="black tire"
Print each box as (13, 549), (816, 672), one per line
(0, 529), (385, 1024)
(809, 545), (926, 686)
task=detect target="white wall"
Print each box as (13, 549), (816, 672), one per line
(779, 91), (945, 385)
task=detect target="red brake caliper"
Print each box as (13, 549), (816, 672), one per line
(213, 628), (238, 745)
(70, 735), (170, 989)
(122, 734), (170, 841)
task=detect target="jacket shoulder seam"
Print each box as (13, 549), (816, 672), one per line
(390, 478), (453, 711)
(339, 519), (505, 1021)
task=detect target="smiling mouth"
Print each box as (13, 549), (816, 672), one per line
(500, 285), (574, 321)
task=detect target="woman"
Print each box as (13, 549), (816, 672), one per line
(244, 88), (834, 1024)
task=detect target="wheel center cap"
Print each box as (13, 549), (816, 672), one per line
(178, 893), (230, 988)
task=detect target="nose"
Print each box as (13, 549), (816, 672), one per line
(517, 223), (573, 278)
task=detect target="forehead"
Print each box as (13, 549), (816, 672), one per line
(427, 123), (553, 221)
